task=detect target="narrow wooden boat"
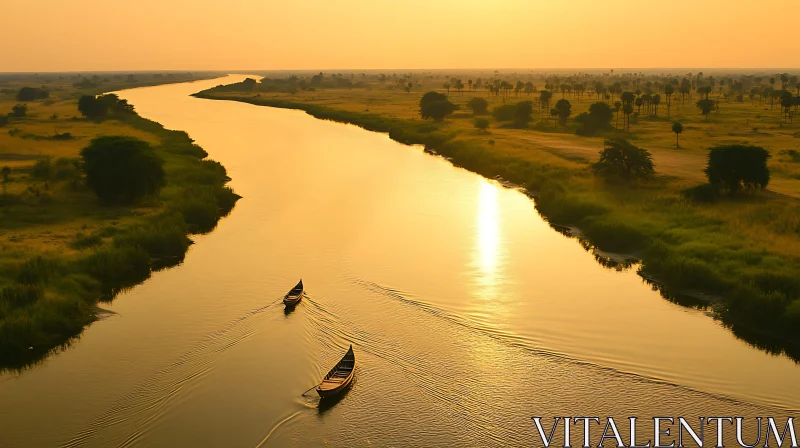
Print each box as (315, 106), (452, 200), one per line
(316, 345), (355, 398)
(283, 279), (303, 306)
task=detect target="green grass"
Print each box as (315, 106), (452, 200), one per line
(196, 80), (800, 360)
(0, 76), (239, 369)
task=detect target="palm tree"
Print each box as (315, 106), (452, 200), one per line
(613, 101), (622, 130)
(623, 103), (634, 131)
(672, 122), (683, 148)
(652, 95), (661, 117)
(664, 84), (674, 116)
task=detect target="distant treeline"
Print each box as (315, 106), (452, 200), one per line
(217, 73), (367, 94)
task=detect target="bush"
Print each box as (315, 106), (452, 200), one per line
(11, 104), (27, 117)
(704, 145), (770, 194)
(80, 136), (165, 204)
(16, 87), (49, 102)
(31, 156), (52, 180)
(467, 97), (489, 115)
(491, 104), (516, 121)
(0, 116), (8, 127)
(592, 138), (654, 180)
(682, 184), (720, 203)
(473, 117), (490, 132)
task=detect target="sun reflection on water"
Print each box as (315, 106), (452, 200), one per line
(469, 180), (508, 306)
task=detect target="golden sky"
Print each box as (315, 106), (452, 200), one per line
(4, 0), (796, 72)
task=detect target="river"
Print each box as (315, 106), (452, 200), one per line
(0, 75), (797, 447)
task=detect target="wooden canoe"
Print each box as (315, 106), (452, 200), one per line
(316, 345), (355, 398)
(283, 279), (303, 306)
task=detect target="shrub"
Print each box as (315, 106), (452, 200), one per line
(682, 184), (720, 203)
(16, 87), (49, 102)
(80, 136), (165, 204)
(473, 117), (490, 132)
(11, 104), (27, 117)
(467, 97), (489, 115)
(491, 104), (516, 121)
(31, 156), (52, 180)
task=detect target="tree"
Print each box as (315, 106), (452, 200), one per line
(419, 91), (457, 121)
(704, 145), (770, 194)
(467, 97), (489, 115)
(622, 103), (634, 131)
(664, 84), (674, 116)
(78, 95), (107, 119)
(574, 102), (613, 136)
(613, 101), (622, 130)
(11, 104), (27, 117)
(696, 99), (715, 120)
(514, 101), (533, 126)
(554, 99), (571, 126)
(539, 90), (553, 113)
(780, 91), (794, 122)
(443, 83), (451, 94)
(593, 138), (655, 180)
(16, 87), (49, 101)
(80, 136), (165, 204)
(473, 117), (490, 132)
(550, 108), (559, 127)
(652, 94), (661, 117)
(672, 122), (683, 148)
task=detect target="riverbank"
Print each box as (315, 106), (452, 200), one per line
(0, 76), (239, 368)
(194, 87), (800, 358)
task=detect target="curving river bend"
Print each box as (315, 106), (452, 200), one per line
(0, 75), (798, 447)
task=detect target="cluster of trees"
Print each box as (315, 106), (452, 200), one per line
(591, 139), (771, 198)
(78, 94), (135, 119)
(80, 136), (165, 204)
(223, 74), (367, 95)
(15, 87), (49, 101)
(458, 70), (799, 126)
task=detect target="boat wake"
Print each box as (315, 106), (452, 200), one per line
(61, 298), (285, 448)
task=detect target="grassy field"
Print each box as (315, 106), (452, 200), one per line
(197, 71), (800, 358)
(0, 73), (237, 368)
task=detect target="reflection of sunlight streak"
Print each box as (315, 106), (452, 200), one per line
(470, 180), (507, 309)
(477, 181), (500, 279)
